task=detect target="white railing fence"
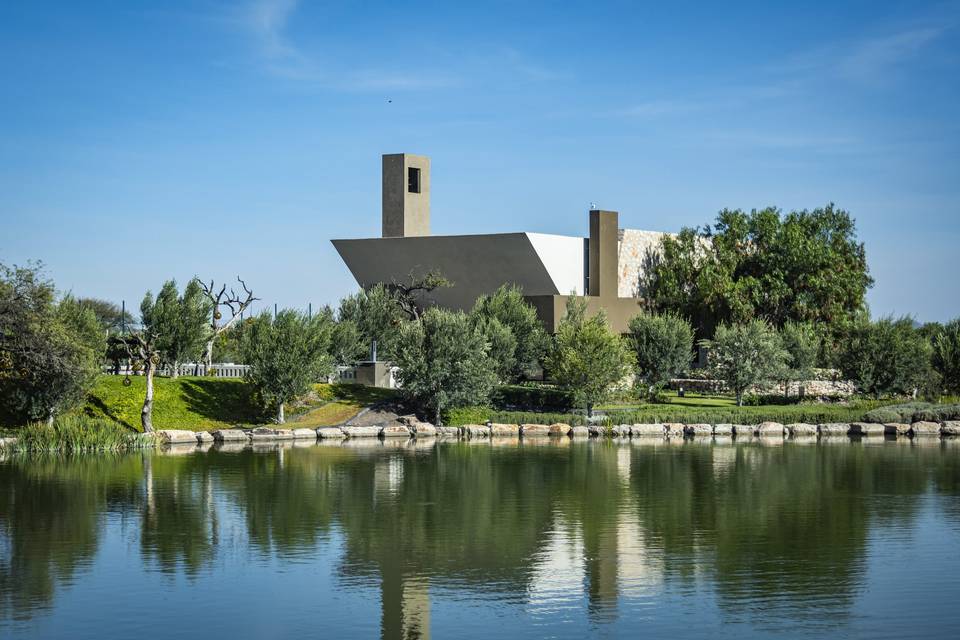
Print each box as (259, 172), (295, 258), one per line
(103, 363), (251, 378)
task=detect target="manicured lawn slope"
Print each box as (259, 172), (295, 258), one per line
(83, 376), (261, 431)
(81, 377), (398, 432)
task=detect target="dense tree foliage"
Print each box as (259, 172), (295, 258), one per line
(471, 284), (549, 381)
(394, 307), (496, 425)
(0, 263), (104, 424)
(152, 279), (211, 377)
(644, 205), (873, 342)
(241, 309), (335, 423)
(76, 297), (135, 334)
(779, 321), (821, 395)
(627, 311), (694, 396)
(701, 320), (789, 406)
(337, 284), (408, 362)
(471, 315), (517, 382)
(546, 298), (631, 416)
(932, 318), (960, 395)
(841, 317), (934, 399)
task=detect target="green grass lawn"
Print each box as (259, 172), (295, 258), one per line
(79, 376), (397, 432)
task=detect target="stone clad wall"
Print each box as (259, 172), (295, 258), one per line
(617, 229), (670, 298)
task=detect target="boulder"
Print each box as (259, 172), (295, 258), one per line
(341, 425), (381, 438)
(632, 424), (666, 437)
(195, 431), (214, 444)
(212, 429), (249, 443)
(912, 421), (941, 436)
(819, 423), (851, 436)
(316, 427), (346, 439)
(713, 424), (734, 436)
(684, 423), (713, 436)
(664, 423), (685, 437)
(587, 425), (606, 437)
(489, 423), (520, 437)
(291, 428), (318, 439)
(463, 424), (490, 438)
(397, 415), (420, 426)
(435, 426), (460, 437)
(611, 424), (631, 437)
(757, 422), (785, 436)
(570, 426), (590, 438)
(380, 424), (411, 438)
(411, 422), (437, 437)
(733, 424), (756, 436)
(786, 423), (818, 436)
(521, 423), (550, 437)
(884, 423), (912, 436)
(548, 423), (572, 437)
(851, 422), (884, 436)
(0, 436), (19, 449)
(274, 429), (294, 440)
(156, 429), (198, 445)
(941, 421), (960, 436)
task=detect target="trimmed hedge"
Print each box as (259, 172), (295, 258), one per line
(863, 402), (960, 424)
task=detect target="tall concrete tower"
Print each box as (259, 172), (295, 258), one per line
(382, 153), (430, 238)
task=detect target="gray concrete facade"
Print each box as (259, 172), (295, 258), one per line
(382, 153), (430, 238)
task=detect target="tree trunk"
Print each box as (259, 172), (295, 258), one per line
(142, 362), (155, 433)
(204, 338), (214, 370)
(434, 406), (442, 427)
(171, 360), (179, 379)
(276, 402), (285, 424)
(46, 410), (55, 427)
(736, 391), (743, 407)
(587, 403), (594, 418)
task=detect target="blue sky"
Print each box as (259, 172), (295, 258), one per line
(1, 0), (958, 321)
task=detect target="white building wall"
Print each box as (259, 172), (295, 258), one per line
(526, 232), (585, 296)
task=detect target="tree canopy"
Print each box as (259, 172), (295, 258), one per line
(471, 284), (549, 381)
(151, 279), (211, 376)
(0, 263), (104, 424)
(643, 205), (873, 341)
(241, 309), (335, 423)
(701, 319), (789, 406)
(627, 311), (693, 396)
(546, 298), (631, 415)
(840, 317), (933, 399)
(394, 307), (496, 425)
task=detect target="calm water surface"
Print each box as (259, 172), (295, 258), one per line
(2, 437), (960, 639)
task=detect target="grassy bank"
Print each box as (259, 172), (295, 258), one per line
(77, 376), (395, 432)
(11, 416), (142, 452)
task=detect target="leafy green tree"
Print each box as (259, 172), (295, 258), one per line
(932, 318), (960, 395)
(337, 284), (408, 361)
(780, 321), (820, 396)
(0, 263), (105, 425)
(701, 319), (789, 406)
(330, 318), (367, 366)
(546, 297), (631, 416)
(627, 311), (693, 396)
(472, 284), (549, 380)
(472, 315), (517, 382)
(76, 297), (135, 334)
(394, 307), (496, 425)
(152, 279), (212, 377)
(841, 317), (934, 399)
(241, 309), (334, 423)
(644, 205), (873, 340)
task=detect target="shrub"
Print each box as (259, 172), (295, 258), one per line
(701, 320), (789, 406)
(862, 402), (960, 424)
(444, 406), (492, 426)
(491, 384), (574, 412)
(840, 317), (933, 398)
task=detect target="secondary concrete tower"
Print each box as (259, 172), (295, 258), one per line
(382, 153), (430, 237)
(588, 209), (619, 299)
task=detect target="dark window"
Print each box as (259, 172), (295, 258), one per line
(408, 167), (421, 193)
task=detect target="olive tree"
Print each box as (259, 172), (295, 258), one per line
(337, 284), (408, 362)
(701, 319), (789, 406)
(394, 307), (496, 425)
(472, 284), (549, 381)
(841, 317), (933, 399)
(241, 309), (334, 424)
(0, 262), (104, 424)
(779, 321), (820, 397)
(546, 297), (631, 416)
(627, 311), (693, 396)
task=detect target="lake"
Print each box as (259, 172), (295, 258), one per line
(2, 437), (960, 639)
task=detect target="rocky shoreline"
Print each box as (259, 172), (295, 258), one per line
(147, 417), (960, 446)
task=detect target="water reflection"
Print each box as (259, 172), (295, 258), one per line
(1, 440), (959, 638)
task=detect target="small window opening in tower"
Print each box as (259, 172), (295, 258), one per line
(408, 167), (421, 193)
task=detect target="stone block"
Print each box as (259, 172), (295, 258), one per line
(684, 423), (713, 436)
(316, 427), (346, 439)
(520, 424), (550, 437)
(464, 424), (490, 438)
(195, 431), (214, 444)
(156, 429), (198, 445)
(712, 424), (734, 436)
(380, 424), (411, 438)
(941, 421), (960, 436)
(291, 428), (318, 439)
(212, 429), (249, 442)
(632, 424), (666, 437)
(912, 421), (941, 436)
(548, 423), (572, 437)
(884, 423), (912, 435)
(733, 424), (756, 436)
(489, 423), (520, 437)
(570, 426), (590, 438)
(786, 423), (817, 436)
(819, 423), (850, 436)
(757, 422), (785, 436)
(341, 425), (381, 438)
(664, 423), (685, 437)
